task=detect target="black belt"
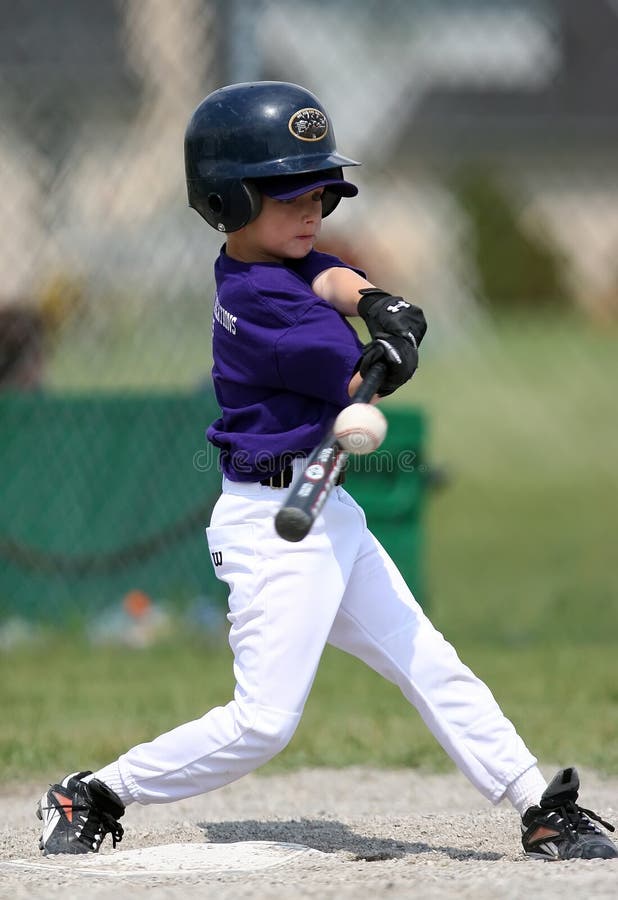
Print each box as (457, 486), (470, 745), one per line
(260, 463), (346, 489)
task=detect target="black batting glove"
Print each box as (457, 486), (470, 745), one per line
(358, 288), (427, 348)
(358, 333), (419, 397)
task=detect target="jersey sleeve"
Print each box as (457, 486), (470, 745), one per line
(286, 249), (365, 286)
(274, 301), (364, 408)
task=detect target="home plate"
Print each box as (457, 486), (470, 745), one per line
(2, 841), (326, 878)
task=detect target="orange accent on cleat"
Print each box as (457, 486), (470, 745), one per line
(52, 791), (73, 823)
(530, 825), (561, 843)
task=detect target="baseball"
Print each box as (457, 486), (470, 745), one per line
(333, 403), (387, 454)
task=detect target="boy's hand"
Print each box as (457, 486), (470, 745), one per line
(358, 333), (418, 397)
(358, 289), (427, 348)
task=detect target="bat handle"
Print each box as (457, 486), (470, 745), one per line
(352, 360), (387, 404)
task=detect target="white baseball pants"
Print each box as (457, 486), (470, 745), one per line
(115, 473), (537, 804)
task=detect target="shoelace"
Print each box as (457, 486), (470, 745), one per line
(95, 809), (125, 848)
(548, 800), (615, 835)
(75, 802), (125, 848)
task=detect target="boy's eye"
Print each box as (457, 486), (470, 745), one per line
(281, 190), (324, 205)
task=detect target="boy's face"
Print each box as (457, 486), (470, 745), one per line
(227, 189), (324, 263)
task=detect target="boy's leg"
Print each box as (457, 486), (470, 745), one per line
(327, 502), (537, 804)
(97, 484), (366, 805)
(328, 498), (616, 860)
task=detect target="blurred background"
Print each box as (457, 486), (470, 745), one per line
(1, 0), (617, 648)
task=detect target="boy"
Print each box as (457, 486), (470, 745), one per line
(37, 81), (616, 861)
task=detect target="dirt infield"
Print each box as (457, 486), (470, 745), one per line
(1, 767), (616, 898)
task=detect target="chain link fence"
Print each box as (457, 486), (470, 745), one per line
(1, 0), (617, 637)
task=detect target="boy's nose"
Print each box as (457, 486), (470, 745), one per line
(302, 201), (320, 220)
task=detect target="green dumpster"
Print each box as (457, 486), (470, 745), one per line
(0, 394), (428, 627)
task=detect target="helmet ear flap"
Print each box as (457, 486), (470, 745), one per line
(243, 181), (262, 227)
(189, 179), (263, 232)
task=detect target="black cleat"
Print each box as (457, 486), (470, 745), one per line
(37, 771), (125, 855)
(522, 767), (617, 860)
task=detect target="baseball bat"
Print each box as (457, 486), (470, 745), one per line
(274, 361), (387, 542)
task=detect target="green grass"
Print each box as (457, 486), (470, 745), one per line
(1, 638), (617, 783)
(388, 310), (618, 646)
(47, 293), (214, 391)
(2, 309), (617, 783)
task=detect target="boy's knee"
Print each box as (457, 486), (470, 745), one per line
(246, 707), (299, 761)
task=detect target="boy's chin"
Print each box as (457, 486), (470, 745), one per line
(285, 240), (315, 258)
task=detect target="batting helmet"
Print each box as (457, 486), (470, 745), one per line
(184, 81), (360, 232)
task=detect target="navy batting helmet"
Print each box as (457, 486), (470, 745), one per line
(184, 81), (360, 232)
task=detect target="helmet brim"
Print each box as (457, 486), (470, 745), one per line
(256, 172), (358, 201)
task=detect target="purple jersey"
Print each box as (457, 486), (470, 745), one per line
(207, 248), (365, 481)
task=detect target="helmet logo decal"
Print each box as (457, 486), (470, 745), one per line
(288, 108), (328, 142)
